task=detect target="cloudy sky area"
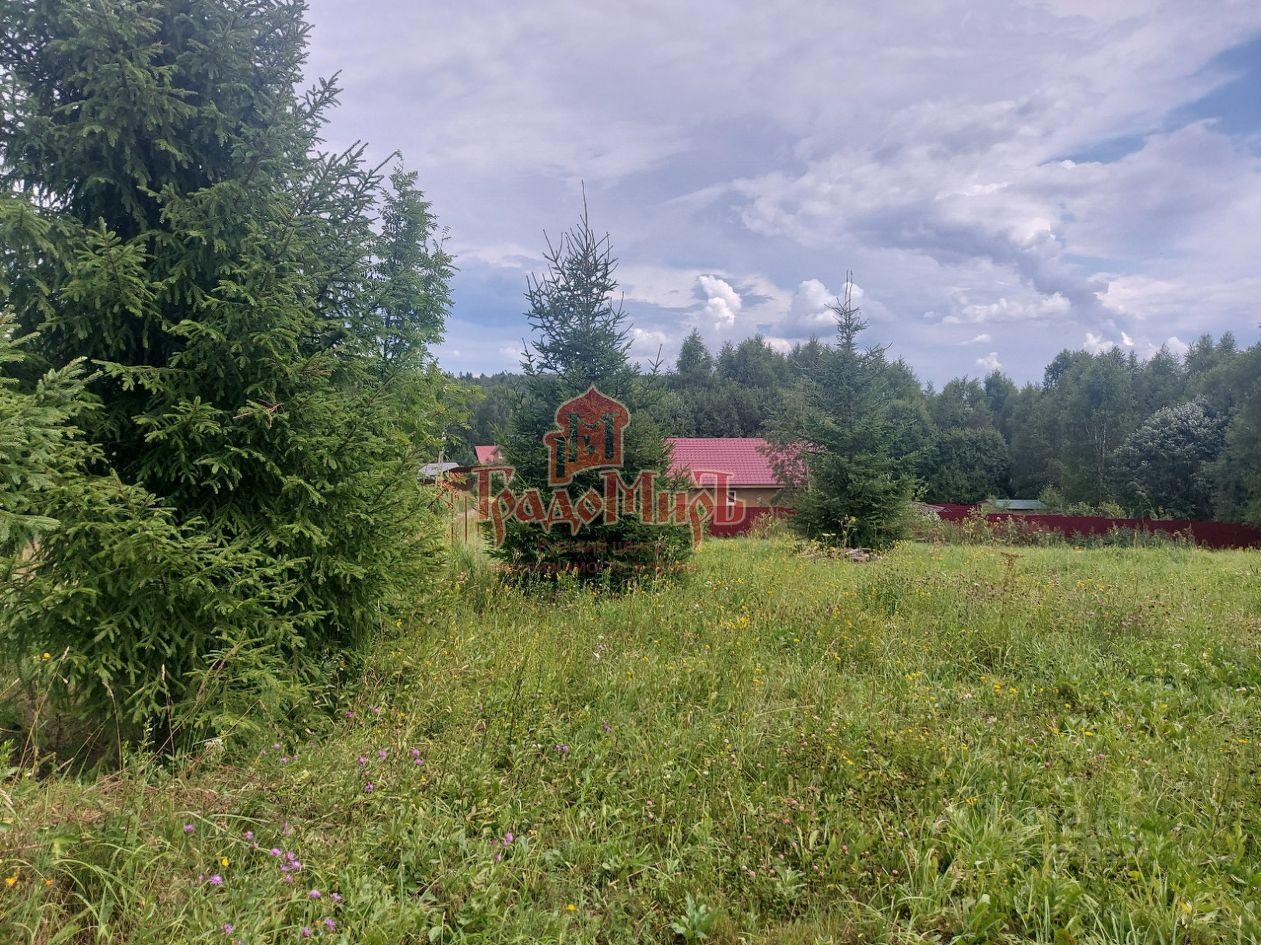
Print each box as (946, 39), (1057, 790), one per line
(306, 0), (1261, 384)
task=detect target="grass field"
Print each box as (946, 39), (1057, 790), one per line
(3, 538), (1261, 943)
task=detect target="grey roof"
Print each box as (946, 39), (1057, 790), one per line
(990, 498), (1048, 511)
(421, 461), (461, 479)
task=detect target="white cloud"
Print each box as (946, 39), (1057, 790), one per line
(976, 352), (1002, 372)
(777, 277), (863, 338)
(697, 274), (742, 328)
(943, 293), (1071, 325)
(1083, 331), (1115, 354)
(967, 333), (992, 344)
(630, 327), (669, 351)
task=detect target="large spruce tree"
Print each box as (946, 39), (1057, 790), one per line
(0, 0), (453, 742)
(492, 205), (693, 585)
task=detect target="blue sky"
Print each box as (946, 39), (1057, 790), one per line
(306, 1), (1261, 384)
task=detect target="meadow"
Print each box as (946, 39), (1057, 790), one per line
(3, 537), (1260, 944)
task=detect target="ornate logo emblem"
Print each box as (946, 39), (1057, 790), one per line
(543, 385), (630, 486)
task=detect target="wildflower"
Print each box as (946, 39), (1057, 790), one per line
(244, 830), (254, 841)
(356, 756), (368, 766)
(208, 875), (223, 886)
(363, 782), (375, 793)
(503, 831), (514, 844)
(301, 926), (313, 938)
(5, 873), (18, 887)
(184, 824), (196, 835)
(220, 857), (230, 868)
(323, 918), (336, 931)
(331, 892), (343, 904)
(41, 652), (51, 661)
(309, 889), (321, 899)
(377, 749), (387, 759)
(221, 923), (235, 934)
(269, 847), (282, 857)
(371, 705), (382, 716)
(566, 903), (577, 912)
(409, 748), (421, 758)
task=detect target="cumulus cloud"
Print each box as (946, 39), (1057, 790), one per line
(976, 352), (1002, 372)
(943, 293), (1072, 325)
(697, 274), (742, 328)
(630, 327), (670, 352)
(1083, 331), (1115, 354)
(1082, 330), (1193, 360)
(775, 277), (866, 339)
(305, 0), (1261, 381)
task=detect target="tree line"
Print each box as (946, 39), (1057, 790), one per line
(460, 326), (1261, 524)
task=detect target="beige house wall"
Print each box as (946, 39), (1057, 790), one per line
(690, 485), (785, 507)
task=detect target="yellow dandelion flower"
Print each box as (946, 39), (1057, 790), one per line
(566, 903), (577, 912)
(41, 652), (51, 661)
(219, 857), (230, 868)
(5, 873), (17, 887)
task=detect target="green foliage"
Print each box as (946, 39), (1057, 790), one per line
(768, 281), (914, 549)
(493, 206), (693, 585)
(6, 539), (1261, 942)
(0, 0), (454, 744)
(1111, 399), (1226, 518)
(920, 426), (1010, 504)
(1209, 345), (1261, 524)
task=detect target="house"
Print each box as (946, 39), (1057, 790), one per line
(467, 437), (793, 535)
(473, 444), (503, 464)
(665, 437), (791, 535)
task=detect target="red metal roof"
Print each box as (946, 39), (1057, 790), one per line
(474, 444), (503, 464)
(666, 437), (785, 488)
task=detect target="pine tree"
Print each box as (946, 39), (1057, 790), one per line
(768, 279), (913, 549)
(0, 0), (453, 742)
(492, 205), (693, 585)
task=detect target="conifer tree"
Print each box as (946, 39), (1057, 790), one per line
(492, 205), (693, 584)
(768, 279), (913, 548)
(0, 0), (453, 741)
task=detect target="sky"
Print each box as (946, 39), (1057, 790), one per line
(305, 0), (1261, 385)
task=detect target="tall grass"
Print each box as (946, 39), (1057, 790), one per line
(3, 539), (1260, 943)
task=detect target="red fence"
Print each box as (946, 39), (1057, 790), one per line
(708, 506), (791, 537)
(928, 504), (1261, 550)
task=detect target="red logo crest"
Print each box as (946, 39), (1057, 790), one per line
(543, 385), (631, 486)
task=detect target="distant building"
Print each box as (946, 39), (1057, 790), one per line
(665, 437), (792, 535)
(987, 498), (1048, 513)
(420, 461), (462, 482)
(465, 437), (793, 535)
(473, 444), (503, 465)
